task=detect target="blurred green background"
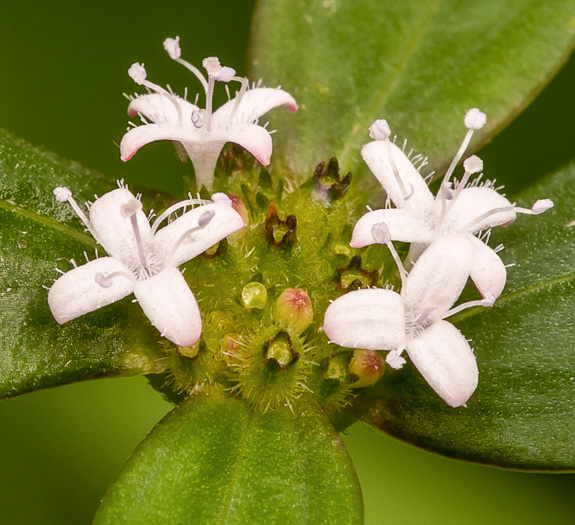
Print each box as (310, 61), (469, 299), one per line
(1, 1), (575, 523)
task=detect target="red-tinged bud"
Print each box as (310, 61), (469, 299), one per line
(275, 288), (314, 333)
(348, 350), (385, 388)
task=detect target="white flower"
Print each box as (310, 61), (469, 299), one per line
(323, 232), (495, 408)
(48, 184), (245, 346)
(352, 110), (553, 291)
(120, 37), (297, 189)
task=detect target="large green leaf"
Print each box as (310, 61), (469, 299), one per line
(94, 393), (363, 524)
(250, 0), (575, 176)
(349, 162), (575, 470)
(0, 130), (166, 399)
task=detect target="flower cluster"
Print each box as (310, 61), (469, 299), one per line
(48, 37), (297, 347)
(322, 109), (553, 407)
(47, 39), (551, 411)
(48, 183), (245, 346)
(120, 36), (297, 189)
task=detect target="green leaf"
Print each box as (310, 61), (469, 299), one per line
(94, 393), (363, 524)
(250, 0), (575, 176)
(349, 162), (575, 470)
(0, 130), (166, 399)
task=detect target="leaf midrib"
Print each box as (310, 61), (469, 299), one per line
(218, 410), (255, 525)
(0, 199), (95, 247)
(338, 0), (443, 167)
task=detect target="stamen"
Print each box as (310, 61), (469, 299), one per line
(53, 187), (101, 243)
(95, 271), (137, 288)
(166, 210), (216, 263)
(442, 295), (494, 319)
(128, 62), (183, 123)
(368, 119), (391, 141)
(228, 76), (249, 122)
(121, 199), (148, 271)
(371, 222), (407, 288)
(151, 198), (211, 234)
(514, 199), (554, 215)
(385, 140), (409, 203)
(461, 205), (515, 231)
(442, 109), (487, 184)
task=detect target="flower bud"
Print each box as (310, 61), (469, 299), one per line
(275, 288), (314, 333)
(348, 350), (386, 388)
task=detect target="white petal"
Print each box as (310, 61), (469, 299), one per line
(153, 202), (245, 267)
(120, 123), (201, 162)
(351, 208), (434, 247)
(120, 122), (273, 190)
(322, 289), (406, 350)
(127, 93), (199, 127)
(446, 186), (516, 233)
(89, 188), (153, 270)
(402, 234), (474, 317)
(48, 257), (135, 324)
(467, 235), (507, 301)
(361, 140), (434, 210)
(134, 267), (202, 347)
(212, 87), (297, 126)
(406, 320), (478, 407)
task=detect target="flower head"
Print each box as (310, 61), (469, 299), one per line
(323, 233), (495, 407)
(120, 37), (298, 189)
(48, 183), (245, 346)
(352, 110), (553, 282)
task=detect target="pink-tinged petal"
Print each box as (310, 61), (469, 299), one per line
(406, 320), (478, 408)
(323, 289), (406, 350)
(467, 235), (507, 301)
(127, 93), (199, 126)
(48, 257), (135, 324)
(361, 140), (434, 211)
(402, 234), (474, 317)
(351, 208), (434, 247)
(120, 123), (201, 162)
(134, 267), (202, 347)
(446, 186), (515, 233)
(89, 188), (153, 270)
(212, 87), (298, 126)
(154, 202), (246, 268)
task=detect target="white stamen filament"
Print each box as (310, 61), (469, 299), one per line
(385, 140), (409, 204)
(371, 222), (408, 288)
(442, 296), (494, 319)
(228, 76), (249, 122)
(53, 187), (102, 244)
(442, 128), (475, 185)
(174, 57), (209, 95)
(127, 212), (148, 272)
(151, 198), (212, 234)
(166, 210), (215, 263)
(128, 63), (184, 124)
(95, 271), (137, 288)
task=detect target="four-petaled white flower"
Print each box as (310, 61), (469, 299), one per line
(48, 184), (245, 346)
(323, 231), (494, 407)
(120, 36), (297, 190)
(351, 110), (553, 298)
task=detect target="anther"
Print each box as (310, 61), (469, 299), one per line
(368, 119), (391, 141)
